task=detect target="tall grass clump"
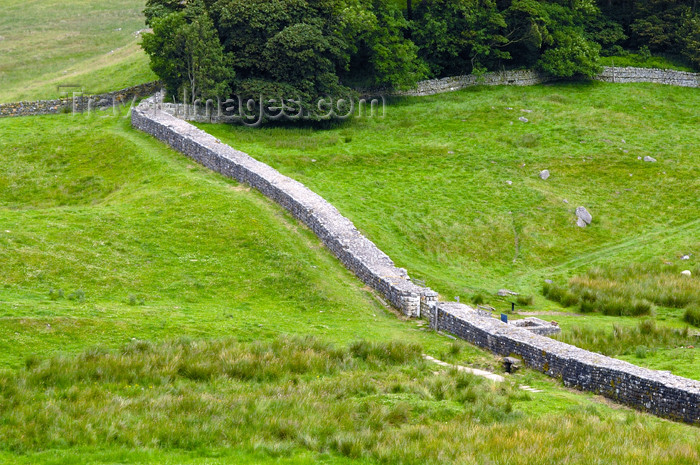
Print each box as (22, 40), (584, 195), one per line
(0, 336), (535, 462)
(555, 320), (697, 356)
(544, 260), (699, 318)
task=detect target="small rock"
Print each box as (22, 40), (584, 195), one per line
(621, 139), (626, 144)
(506, 107), (513, 110)
(681, 255), (691, 260)
(518, 116), (529, 123)
(575, 206), (592, 228)
(681, 270), (692, 277)
(497, 289), (519, 297)
(506, 180), (513, 185)
(311, 159), (316, 162)
(638, 156), (642, 160)
(563, 199), (569, 204)
(448, 151), (454, 154)
(544, 279), (553, 284)
(521, 109), (532, 113)
(644, 156), (657, 162)
(539, 169), (550, 180)
(503, 357), (521, 373)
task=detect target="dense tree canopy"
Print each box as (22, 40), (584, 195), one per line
(141, 0), (700, 111)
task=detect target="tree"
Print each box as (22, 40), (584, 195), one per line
(142, 1), (233, 102)
(412, 0), (510, 76)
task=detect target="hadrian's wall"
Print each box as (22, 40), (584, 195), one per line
(0, 81), (161, 118)
(426, 301), (700, 425)
(131, 100), (427, 317)
(132, 99), (700, 425)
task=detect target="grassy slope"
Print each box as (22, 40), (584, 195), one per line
(0, 0), (155, 102)
(0, 113), (474, 369)
(199, 82), (700, 375)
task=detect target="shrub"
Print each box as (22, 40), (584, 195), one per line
(684, 304), (700, 327)
(471, 294), (485, 305)
(516, 295), (534, 306)
(543, 283), (579, 308)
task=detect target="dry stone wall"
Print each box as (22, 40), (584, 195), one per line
(426, 301), (700, 425)
(0, 81), (161, 118)
(395, 67), (699, 97)
(131, 99), (428, 317)
(595, 67), (700, 87)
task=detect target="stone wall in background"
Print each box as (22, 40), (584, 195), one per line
(425, 301), (700, 425)
(0, 81), (161, 118)
(3, 66), (697, 118)
(395, 67), (699, 97)
(595, 67), (700, 87)
(131, 98), (429, 318)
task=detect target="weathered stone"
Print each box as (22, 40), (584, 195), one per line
(518, 116), (529, 123)
(503, 356), (521, 373)
(497, 289), (518, 297)
(575, 206), (592, 227)
(539, 169), (550, 180)
(644, 156), (657, 162)
(682, 270), (692, 277)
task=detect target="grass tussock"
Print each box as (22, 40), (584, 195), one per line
(0, 336), (523, 457)
(2, 336), (698, 464)
(555, 319), (698, 356)
(544, 282), (654, 316)
(544, 260), (700, 318)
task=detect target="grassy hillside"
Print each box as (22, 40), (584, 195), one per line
(0, 0), (155, 102)
(200, 82), (700, 376)
(0, 111), (698, 465)
(0, 113), (469, 368)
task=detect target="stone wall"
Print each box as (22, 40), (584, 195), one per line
(395, 67), (699, 97)
(396, 70), (552, 97)
(426, 301), (700, 425)
(0, 81), (162, 118)
(594, 67), (700, 87)
(131, 99), (428, 317)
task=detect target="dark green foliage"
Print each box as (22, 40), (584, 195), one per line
(141, 0), (233, 101)
(411, 0), (510, 76)
(141, 0), (698, 117)
(516, 295), (534, 306)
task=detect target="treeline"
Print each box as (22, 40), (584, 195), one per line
(142, 0), (700, 105)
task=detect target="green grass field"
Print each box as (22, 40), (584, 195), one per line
(0, 0), (155, 102)
(1, 111), (699, 464)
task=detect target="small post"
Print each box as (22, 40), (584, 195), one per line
(511, 302), (515, 313)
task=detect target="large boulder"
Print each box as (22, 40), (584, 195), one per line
(575, 206), (592, 227)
